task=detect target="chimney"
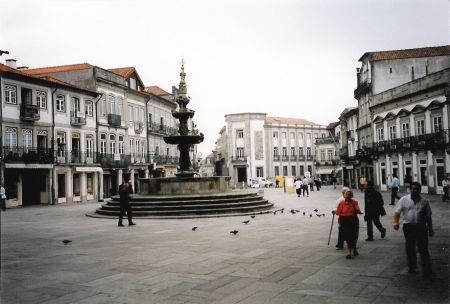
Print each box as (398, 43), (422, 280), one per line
(5, 59), (17, 69)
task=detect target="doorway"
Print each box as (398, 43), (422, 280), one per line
(22, 171), (43, 205)
(237, 167), (247, 183)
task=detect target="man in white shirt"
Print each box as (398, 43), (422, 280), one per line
(302, 176), (309, 197)
(442, 177), (449, 202)
(389, 174), (401, 205)
(294, 178), (302, 197)
(394, 182), (434, 276)
(0, 183), (6, 211)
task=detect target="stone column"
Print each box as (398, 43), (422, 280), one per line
(66, 171), (73, 204)
(117, 169), (123, 188)
(18, 174), (23, 206)
(395, 117), (401, 139)
(383, 120), (388, 141)
(398, 153), (404, 186)
(425, 110), (432, 134)
(80, 172), (87, 203)
(49, 170), (53, 205)
(130, 168), (135, 187)
(409, 114), (415, 136)
(427, 151), (434, 189)
(412, 153), (418, 183)
(145, 168), (149, 178)
(386, 154), (391, 185)
(98, 171), (104, 202)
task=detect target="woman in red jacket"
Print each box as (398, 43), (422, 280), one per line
(336, 190), (362, 259)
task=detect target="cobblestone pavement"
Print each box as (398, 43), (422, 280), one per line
(1, 186), (449, 304)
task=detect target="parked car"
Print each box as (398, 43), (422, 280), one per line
(248, 177), (273, 188)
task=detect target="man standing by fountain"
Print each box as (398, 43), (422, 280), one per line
(118, 182), (136, 227)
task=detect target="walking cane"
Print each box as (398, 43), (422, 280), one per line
(328, 212), (335, 246)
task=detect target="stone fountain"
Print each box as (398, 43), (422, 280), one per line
(91, 62), (273, 218)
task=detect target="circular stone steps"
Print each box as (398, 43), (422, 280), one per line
(87, 190), (274, 219)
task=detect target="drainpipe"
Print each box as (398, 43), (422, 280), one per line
(95, 93), (103, 201)
(50, 87), (57, 205)
(145, 96), (150, 168)
(0, 72), (4, 185)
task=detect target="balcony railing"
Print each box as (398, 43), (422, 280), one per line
(354, 80), (372, 99)
(3, 146), (53, 163)
(70, 110), (86, 126)
(273, 155), (280, 161)
(315, 159), (339, 166)
(20, 103), (40, 121)
(107, 114), (121, 127)
(306, 155), (314, 161)
(55, 151), (97, 164)
(315, 136), (340, 145)
(282, 155), (289, 161)
(231, 156), (248, 163)
(152, 154), (179, 165)
(97, 153), (130, 168)
(148, 122), (178, 136)
(298, 155), (305, 161)
(134, 121), (144, 134)
(290, 155), (297, 161)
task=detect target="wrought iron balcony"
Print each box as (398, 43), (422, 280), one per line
(315, 136), (340, 145)
(130, 154), (151, 164)
(148, 122), (178, 136)
(231, 156), (248, 163)
(3, 146), (53, 163)
(354, 80), (372, 99)
(290, 155), (297, 161)
(273, 155), (280, 161)
(97, 153), (130, 168)
(298, 155), (305, 161)
(152, 154), (179, 165)
(20, 103), (40, 121)
(107, 114), (121, 127)
(282, 155), (289, 161)
(306, 155), (314, 161)
(70, 110), (86, 126)
(55, 151), (97, 164)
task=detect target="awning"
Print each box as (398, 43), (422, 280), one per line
(5, 163), (53, 169)
(75, 167), (103, 172)
(316, 168), (334, 175)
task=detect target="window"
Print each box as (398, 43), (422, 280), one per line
(160, 117), (164, 128)
(71, 97), (80, 113)
(402, 123), (409, 138)
(298, 147), (303, 156)
(5, 84), (17, 104)
(291, 166), (296, 177)
(85, 101), (93, 116)
(100, 134), (107, 154)
(139, 108), (144, 122)
(36, 90), (47, 109)
(56, 95), (66, 112)
(274, 166), (280, 176)
(109, 134), (116, 154)
(86, 136), (93, 158)
(22, 129), (33, 151)
(117, 97), (123, 118)
(21, 88), (32, 105)
(273, 147), (279, 156)
(282, 147), (287, 156)
(108, 95), (115, 114)
(130, 140), (134, 156)
(128, 105), (133, 122)
(290, 147), (295, 156)
(377, 128), (384, 141)
(236, 147), (244, 157)
(273, 132), (278, 138)
(389, 126), (396, 140)
(433, 116), (442, 132)
(99, 94), (106, 116)
(320, 150), (325, 161)
(282, 132), (286, 139)
(148, 113), (153, 125)
(5, 127), (17, 150)
(282, 166), (288, 176)
(136, 140), (140, 156)
(118, 135), (124, 154)
(314, 133), (318, 139)
(416, 119), (425, 135)
(306, 147), (311, 156)
(327, 150), (333, 161)
(300, 165), (304, 176)
(290, 132), (295, 141)
(236, 129), (244, 138)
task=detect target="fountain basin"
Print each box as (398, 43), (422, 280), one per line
(164, 134), (204, 145)
(139, 176), (231, 196)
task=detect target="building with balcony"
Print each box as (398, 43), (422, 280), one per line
(1, 61), (99, 207)
(339, 107), (359, 188)
(217, 113), (327, 187)
(314, 122), (341, 183)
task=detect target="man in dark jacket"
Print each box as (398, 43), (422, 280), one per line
(364, 182), (386, 241)
(118, 182), (136, 227)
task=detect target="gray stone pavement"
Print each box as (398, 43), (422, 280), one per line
(1, 186), (449, 304)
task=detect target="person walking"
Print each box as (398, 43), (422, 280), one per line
(332, 186), (350, 250)
(441, 176), (449, 202)
(302, 176), (309, 197)
(359, 175), (367, 192)
(389, 174), (401, 205)
(335, 190), (363, 259)
(331, 175), (337, 189)
(309, 177), (314, 191)
(0, 183), (6, 211)
(364, 182), (386, 241)
(118, 182), (136, 227)
(294, 178), (302, 197)
(394, 182), (434, 276)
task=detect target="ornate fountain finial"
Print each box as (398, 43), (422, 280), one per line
(178, 58), (187, 100)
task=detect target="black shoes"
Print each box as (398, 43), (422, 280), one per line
(118, 223), (125, 227)
(129, 222), (136, 226)
(336, 245), (344, 250)
(346, 254), (352, 259)
(365, 238), (374, 241)
(381, 229), (386, 239)
(353, 249), (359, 256)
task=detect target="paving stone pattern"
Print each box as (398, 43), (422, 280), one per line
(1, 187), (448, 303)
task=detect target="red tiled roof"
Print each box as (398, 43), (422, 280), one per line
(108, 67), (135, 78)
(360, 45), (450, 62)
(265, 116), (319, 126)
(24, 63), (92, 75)
(144, 86), (169, 96)
(0, 63), (31, 76)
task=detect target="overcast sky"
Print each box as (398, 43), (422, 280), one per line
(1, 0), (449, 156)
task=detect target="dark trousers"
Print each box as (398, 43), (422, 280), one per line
(1, 198), (6, 211)
(391, 187), (400, 204)
(442, 187), (449, 202)
(336, 217), (344, 248)
(302, 186), (309, 196)
(310, 183), (314, 191)
(402, 224), (431, 272)
(366, 215), (385, 239)
(118, 203), (133, 225)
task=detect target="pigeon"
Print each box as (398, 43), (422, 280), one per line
(316, 214), (322, 217)
(309, 214), (312, 218)
(290, 209), (296, 214)
(230, 230), (239, 235)
(251, 215), (256, 219)
(314, 209), (319, 212)
(302, 212), (306, 215)
(281, 208), (284, 214)
(62, 240), (72, 245)
(322, 214), (325, 217)
(192, 227), (198, 231)
(242, 220), (250, 224)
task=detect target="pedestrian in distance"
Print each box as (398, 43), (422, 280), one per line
(441, 176), (449, 202)
(364, 181), (386, 241)
(359, 175), (367, 192)
(331, 175), (337, 189)
(389, 174), (401, 205)
(0, 182), (6, 211)
(294, 178), (302, 197)
(332, 186), (350, 250)
(309, 177), (314, 191)
(275, 179), (279, 188)
(302, 176), (309, 197)
(128, 179), (134, 195)
(404, 174), (412, 193)
(118, 182), (136, 227)
(336, 190), (363, 259)
(394, 182), (434, 276)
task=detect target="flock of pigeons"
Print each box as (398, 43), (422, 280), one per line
(190, 208), (326, 236)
